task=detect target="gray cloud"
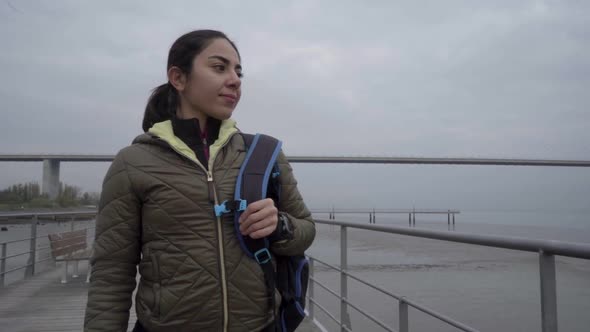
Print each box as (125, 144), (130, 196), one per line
(0, 1), (588, 218)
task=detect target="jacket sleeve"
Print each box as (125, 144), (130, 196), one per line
(84, 151), (142, 332)
(271, 150), (316, 256)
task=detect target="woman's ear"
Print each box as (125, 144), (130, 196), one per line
(167, 66), (186, 92)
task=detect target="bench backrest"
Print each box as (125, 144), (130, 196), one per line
(48, 229), (88, 258)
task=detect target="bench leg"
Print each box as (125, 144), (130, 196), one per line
(61, 261), (68, 284)
(86, 262), (91, 283)
(73, 261), (79, 278)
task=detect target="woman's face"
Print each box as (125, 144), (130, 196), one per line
(178, 38), (242, 120)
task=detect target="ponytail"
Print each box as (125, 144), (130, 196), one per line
(142, 83), (178, 132)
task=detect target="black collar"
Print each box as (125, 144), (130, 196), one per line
(171, 115), (221, 147)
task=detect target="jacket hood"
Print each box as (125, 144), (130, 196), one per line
(132, 118), (239, 169)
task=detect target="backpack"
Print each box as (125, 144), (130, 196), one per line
(214, 133), (309, 332)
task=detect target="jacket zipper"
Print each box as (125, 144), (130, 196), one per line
(161, 134), (235, 332)
(209, 172), (229, 332)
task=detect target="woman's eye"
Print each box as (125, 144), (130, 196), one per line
(213, 65), (225, 72)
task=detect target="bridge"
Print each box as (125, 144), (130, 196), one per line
(2, 154), (590, 200)
(1, 155), (589, 331)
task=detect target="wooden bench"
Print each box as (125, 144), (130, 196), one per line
(48, 229), (92, 283)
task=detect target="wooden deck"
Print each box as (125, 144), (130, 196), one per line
(0, 265), (322, 332)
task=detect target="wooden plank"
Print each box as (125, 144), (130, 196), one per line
(47, 229), (88, 258)
(0, 265), (321, 332)
(51, 243), (86, 257)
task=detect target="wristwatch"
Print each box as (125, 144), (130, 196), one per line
(273, 212), (294, 241)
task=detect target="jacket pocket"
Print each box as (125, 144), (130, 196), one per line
(151, 254), (161, 318)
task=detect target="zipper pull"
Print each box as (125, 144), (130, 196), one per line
(202, 137), (210, 166)
(207, 172), (215, 204)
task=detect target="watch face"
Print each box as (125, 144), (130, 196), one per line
(281, 214), (292, 233)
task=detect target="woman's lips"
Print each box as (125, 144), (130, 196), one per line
(220, 94), (237, 103)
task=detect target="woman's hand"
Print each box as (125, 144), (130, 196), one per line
(238, 198), (278, 239)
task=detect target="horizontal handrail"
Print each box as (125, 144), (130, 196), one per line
(310, 275), (341, 299)
(0, 237), (35, 245)
(402, 296), (480, 332)
(312, 256), (401, 300)
(309, 298), (345, 330)
(342, 297), (396, 332)
(2, 226), (96, 246)
(0, 211), (97, 219)
(35, 256), (54, 264)
(311, 255), (480, 331)
(288, 156), (590, 167)
(315, 219), (590, 259)
(3, 154), (590, 167)
(0, 263), (32, 276)
(37, 226), (96, 239)
(0, 248), (53, 264)
(1, 250), (33, 260)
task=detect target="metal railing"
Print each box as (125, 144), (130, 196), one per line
(0, 211), (97, 287)
(2, 154), (590, 167)
(306, 219), (590, 332)
(2, 211), (589, 331)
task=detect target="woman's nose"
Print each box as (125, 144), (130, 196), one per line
(227, 71), (241, 89)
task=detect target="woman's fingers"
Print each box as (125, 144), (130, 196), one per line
(238, 199), (269, 224)
(241, 211), (277, 235)
(239, 198), (278, 236)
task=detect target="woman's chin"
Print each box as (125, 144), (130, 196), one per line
(209, 108), (235, 121)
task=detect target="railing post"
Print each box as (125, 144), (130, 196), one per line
(340, 225), (351, 331)
(26, 215), (38, 277)
(62, 261), (68, 283)
(308, 257), (315, 321)
(71, 216), (79, 278)
(1, 242), (6, 287)
(539, 250), (558, 332)
(399, 297), (409, 332)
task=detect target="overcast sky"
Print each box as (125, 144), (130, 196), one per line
(1, 1), (589, 221)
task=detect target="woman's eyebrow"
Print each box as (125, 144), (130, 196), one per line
(208, 55), (242, 70)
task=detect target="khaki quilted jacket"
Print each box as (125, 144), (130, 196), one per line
(84, 119), (315, 332)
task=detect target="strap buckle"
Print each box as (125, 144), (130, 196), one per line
(254, 248), (271, 265)
(237, 199), (247, 212)
(214, 200), (231, 217)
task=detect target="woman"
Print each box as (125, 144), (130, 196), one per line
(84, 30), (315, 332)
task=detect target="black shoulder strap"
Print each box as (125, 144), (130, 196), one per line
(236, 133), (283, 331)
(234, 133), (282, 260)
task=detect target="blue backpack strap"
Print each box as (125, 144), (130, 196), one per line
(236, 133), (283, 330)
(234, 133), (283, 259)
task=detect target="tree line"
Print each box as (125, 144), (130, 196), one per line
(0, 181), (100, 209)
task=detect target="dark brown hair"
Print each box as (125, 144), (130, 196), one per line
(142, 30), (240, 132)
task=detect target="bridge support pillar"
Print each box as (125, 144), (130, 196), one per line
(42, 159), (60, 199)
